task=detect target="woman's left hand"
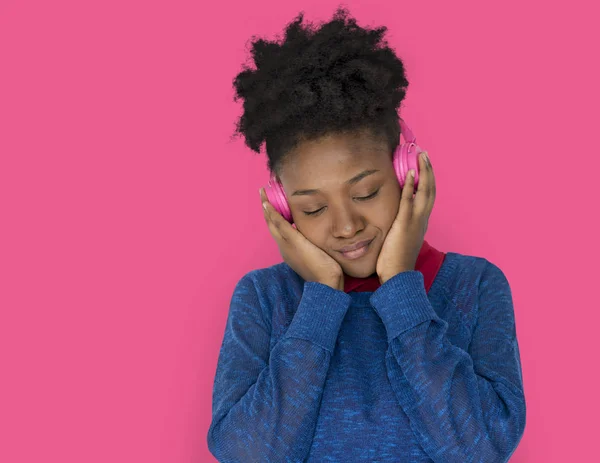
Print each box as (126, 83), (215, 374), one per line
(375, 150), (436, 284)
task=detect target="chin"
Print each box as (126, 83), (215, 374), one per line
(342, 262), (377, 278)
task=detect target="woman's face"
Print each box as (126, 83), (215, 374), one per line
(277, 130), (402, 278)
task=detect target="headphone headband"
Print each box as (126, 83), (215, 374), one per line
(399, 117), (416, 144)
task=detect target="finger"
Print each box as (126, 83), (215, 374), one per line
(414, 151), (430, 213)
(261, 188), (293, 242)
(399, 168), (416, 222)
(260, 188), (283, 241)
(420, 151), (436, 214)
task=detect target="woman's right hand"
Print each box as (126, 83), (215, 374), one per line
(260, 188), (344, 291)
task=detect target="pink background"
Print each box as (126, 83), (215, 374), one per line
(1, 0), (598, 461)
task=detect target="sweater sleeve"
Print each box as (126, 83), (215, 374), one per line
(369, 262), (526, 463)
(207, 274), (352, 463)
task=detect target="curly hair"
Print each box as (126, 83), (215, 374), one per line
(231, 6), (410, 175)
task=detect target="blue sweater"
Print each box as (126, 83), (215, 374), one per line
(207, 251), (526, 462)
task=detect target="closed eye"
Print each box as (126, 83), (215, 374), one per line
(356, 189), (380, 201)
(303, 189), (380, 216)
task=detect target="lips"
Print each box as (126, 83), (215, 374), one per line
(337, 238), (373, 253)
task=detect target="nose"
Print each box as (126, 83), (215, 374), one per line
(331, 207), (365, 238)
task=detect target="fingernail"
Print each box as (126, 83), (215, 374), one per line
(262, 201), (268, 211)
(410, 170), (415, 178)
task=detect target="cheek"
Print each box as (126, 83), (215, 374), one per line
(372, 196), (399, 231)
(294, 222), (327, 246)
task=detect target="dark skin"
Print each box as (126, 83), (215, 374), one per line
(260, 129), (436, 291)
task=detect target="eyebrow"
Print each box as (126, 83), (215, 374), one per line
(291, 169), (380, 197)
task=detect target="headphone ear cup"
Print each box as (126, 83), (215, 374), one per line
(264, 174), (293, 223)
(393, 142), (422, 190)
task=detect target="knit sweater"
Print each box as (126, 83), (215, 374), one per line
(207, 251), (526, 462)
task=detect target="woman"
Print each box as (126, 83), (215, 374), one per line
(207, 7), (526, 462)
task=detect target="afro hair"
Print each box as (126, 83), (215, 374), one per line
(232, 6), (410, 175)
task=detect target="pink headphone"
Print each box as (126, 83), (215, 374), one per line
(264, 117), (424, 224)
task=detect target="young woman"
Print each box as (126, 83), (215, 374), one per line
(208, 7), (526, 462)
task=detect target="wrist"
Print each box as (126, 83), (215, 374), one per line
(378, 268), (412, 285)
(319, 274), (344, 292)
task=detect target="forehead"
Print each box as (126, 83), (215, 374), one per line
(279, 131), (390, 186)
